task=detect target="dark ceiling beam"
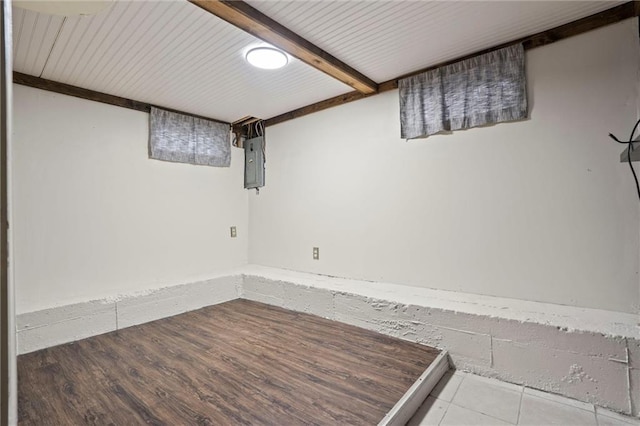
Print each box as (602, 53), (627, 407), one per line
(13, 72), (229, 125)
(188, 0), (378, 95)
(266, 1), (640, 128)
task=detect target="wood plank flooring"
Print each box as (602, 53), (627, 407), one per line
(18, 299), (440, 425)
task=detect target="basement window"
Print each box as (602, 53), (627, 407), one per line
(399, 44), (527, 139)
(149, 107), (231, 167)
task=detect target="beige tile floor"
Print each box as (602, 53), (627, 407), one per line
(408, 370), (640, 426)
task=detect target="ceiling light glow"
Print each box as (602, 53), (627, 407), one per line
(246, 47), (288, 70)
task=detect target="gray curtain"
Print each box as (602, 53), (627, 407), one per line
(399, 44), (527, 139)
(149, 107), (231, 167)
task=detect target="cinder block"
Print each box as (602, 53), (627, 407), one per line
(17, 277), (241, 352)
(409, 304), (627, 361)
(492, 337), (630, 413)
(182, 276), (240, 312)
(408, 305), (495, 336)
(627, 338), (640, 369)
(417, 325), (492, 367)
(630, 368), (640, 416)
(490, 319), (627, 360)
(281, 283), (334, 319)
(333, 292), (414, 335)
(117, 285), (188, 329)
(117, 276), (241, 329)
(242, 275), (286, 307)
(407, 306), (492, 365)
(449, 358), (496, 378)
(17, 300), (113, 331)
(17, 301), (116, 354)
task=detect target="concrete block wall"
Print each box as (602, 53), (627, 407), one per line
(241, 268), (639, 417)
(17, 274), (241, 354)
(17, 266), (640, 416)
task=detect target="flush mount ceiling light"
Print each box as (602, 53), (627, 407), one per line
(245, 47), (288, 70)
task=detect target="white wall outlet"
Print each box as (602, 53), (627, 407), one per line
(230, 226), (237, 238)
(313, 247), (319, 260)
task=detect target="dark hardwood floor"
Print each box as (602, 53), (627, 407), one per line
(18, 299), (439, 425)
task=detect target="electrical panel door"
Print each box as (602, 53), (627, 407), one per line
(244, 136), (265, 189)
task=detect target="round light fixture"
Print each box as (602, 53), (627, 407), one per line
(245, 47), (288, 70)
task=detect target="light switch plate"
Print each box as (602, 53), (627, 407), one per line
(313, 247), (319, 260)
(230, 226), (237, 238)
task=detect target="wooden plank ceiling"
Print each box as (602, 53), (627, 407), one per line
(13, 1), (626, 124)
(246, 0), (627, 83)
(12, 1), (351, 122)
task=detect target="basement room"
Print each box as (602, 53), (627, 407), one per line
(0, 0), (639, 425)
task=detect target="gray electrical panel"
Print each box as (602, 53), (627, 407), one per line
(244, 135), (265, 189)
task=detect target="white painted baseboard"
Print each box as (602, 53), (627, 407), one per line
(240, 266), (640, 417)
(17, 300), (117, 355)
(16, 265), (640, 417)
(17, 274), (242, 354)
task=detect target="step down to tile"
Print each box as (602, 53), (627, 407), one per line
(379, 350), (450, 426)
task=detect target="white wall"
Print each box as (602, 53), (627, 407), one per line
(249, 20), (640, 314)
(13, 85), (248, 314)
(11, 20), (640, 316)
